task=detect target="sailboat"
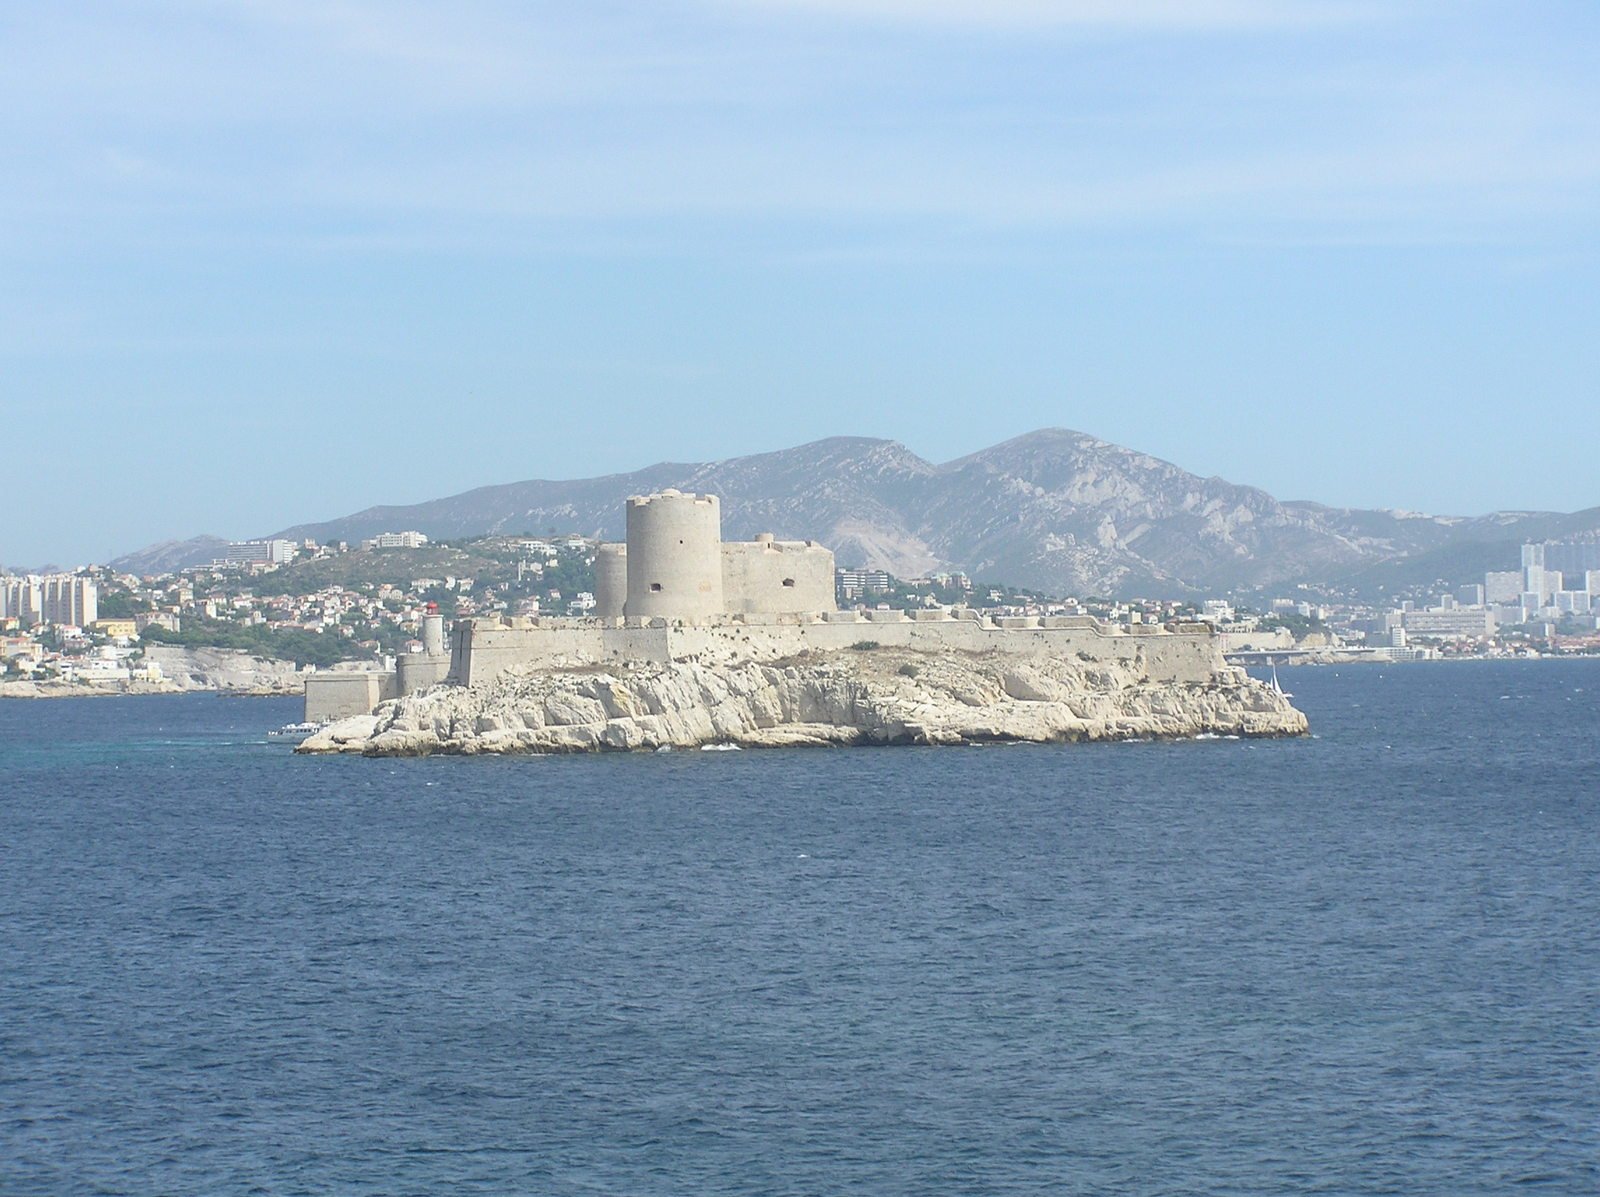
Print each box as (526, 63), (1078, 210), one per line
(1269, 659), (1292, 698)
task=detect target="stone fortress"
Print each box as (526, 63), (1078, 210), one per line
(594, 490), (837, 621)
(305, 489), (1230, 722)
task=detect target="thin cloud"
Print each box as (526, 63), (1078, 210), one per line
(720, 0), (1378, 31)
(0, 0), (1594, 256)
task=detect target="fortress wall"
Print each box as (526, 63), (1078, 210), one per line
(624, 491), (724, 621)
(449, 618), (473, 681)
(397, 652), (451, 695)
(454, 622), (608, 687)
(305, 670), (397, 722)
(720, 538), (836, 616)
(453, 613), (1223, 688)
(665, 620), (1220, 684)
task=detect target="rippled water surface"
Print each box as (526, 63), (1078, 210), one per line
(3, 662), (1598, 1195)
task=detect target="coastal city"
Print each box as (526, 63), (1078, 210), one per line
(5, 529), (1599, 695)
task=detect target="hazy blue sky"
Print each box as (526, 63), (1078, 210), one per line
(4, 1), (1598, 565)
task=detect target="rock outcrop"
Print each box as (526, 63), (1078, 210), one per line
(297, 647), (1306, 756)
(1, 647), (337, 700)
(0, 678), (187, 700)
(139, 646), (305, 694)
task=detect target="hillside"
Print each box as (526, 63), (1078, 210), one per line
(110, 536), (231, 576)
(262, 429), (1599, 598)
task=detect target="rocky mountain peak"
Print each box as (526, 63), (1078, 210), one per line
(233, 429), (1596, 598)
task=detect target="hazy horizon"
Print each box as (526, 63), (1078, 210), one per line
(4, 1), (1598, 565)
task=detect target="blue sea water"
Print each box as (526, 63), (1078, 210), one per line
(2, 662), (1597, 1196)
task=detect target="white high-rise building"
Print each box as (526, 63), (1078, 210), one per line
(43, 576), (97, 626)
(220, 539), (296, 567)
(1524, 565), (1547, 604)
(0, 576), (43, 622)
(1513, 540), (1600, 610)
(1485, 571), (1522, 604)
(0, 574), (96, 626)
(360, 531), (430, 550)
(1399, 607), (1496, 639)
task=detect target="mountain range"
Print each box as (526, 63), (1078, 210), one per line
(111, 430), (1600, 598)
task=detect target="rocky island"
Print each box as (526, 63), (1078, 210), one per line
(298, 489), (1307, 756)
(298, 646), (1304, 755)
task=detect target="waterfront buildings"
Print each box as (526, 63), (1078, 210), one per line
(1397, 606), (1495, 640)
(1498, 539), (1599, 622)
(1359, 537), (1600, 648)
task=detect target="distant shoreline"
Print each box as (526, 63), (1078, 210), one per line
(1232, 652), (1600, 668)
(0, 681), (299, 700)
(6, 650), (1594, 701)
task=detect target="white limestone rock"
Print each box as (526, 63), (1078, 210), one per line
(297, 647), (1307, 756)
(298, 713), (380, 753)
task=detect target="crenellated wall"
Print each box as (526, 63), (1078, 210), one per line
(449, 611), (1226, 690)
(315, 609), (1227, 720)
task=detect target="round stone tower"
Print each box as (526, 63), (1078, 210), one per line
(624, 490), (725, 621)
(593, 543), (628, 619)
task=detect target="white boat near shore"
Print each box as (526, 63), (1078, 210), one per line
(269, 721), (327, 738)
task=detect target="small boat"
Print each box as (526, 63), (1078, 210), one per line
(1269, 660), (1292, 698)
(269, 721), (326, 738)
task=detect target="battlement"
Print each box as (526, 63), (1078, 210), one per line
(627, 489), (718, 508)
(447, 609), (1225, 690)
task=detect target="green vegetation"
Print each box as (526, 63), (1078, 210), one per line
(141, 620), (373, 668)
(244, 545), (500, 598)
(1257, 611), (1326, 640)
(95, 591), (150, 618)
(231, 537), (597, 615)
(533, 552), (598, 602)
(345, 616), (415, 658)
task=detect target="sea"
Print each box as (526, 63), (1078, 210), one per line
(2, 661), (1597, 1195)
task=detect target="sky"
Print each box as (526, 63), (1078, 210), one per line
(3, 0), (1598, 566)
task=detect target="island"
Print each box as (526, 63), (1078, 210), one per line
(299, 490), (1306, 755)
